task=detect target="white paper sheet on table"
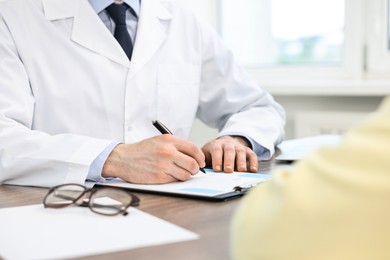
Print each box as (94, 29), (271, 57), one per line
(0, 204), (198, 260)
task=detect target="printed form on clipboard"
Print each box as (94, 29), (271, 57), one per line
(94, 169), (271, 201)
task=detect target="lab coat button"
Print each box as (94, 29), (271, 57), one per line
(127, 126), (132, 131)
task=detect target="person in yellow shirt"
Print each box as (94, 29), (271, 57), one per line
(231, 96), (390, 260)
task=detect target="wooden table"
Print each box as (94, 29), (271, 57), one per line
(0, 160), (278, 260)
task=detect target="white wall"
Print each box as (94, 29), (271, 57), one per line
(275, 95), (383, 139)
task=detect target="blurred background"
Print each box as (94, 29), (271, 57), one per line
(181, 0), (390, 146)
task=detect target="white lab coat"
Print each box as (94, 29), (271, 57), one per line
(0, 0), (285, 187)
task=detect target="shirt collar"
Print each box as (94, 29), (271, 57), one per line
(88, 0), (140, 17)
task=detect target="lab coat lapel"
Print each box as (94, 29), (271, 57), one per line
(129, 0), (172, 76)
(42, 0), (130, 68)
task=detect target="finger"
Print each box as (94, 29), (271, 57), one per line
(150, 158), (192, 182)
(167, 135), (206, 168)
(122, 168), (179, 184)
(247, 150), (259, 172)
(201, 146), (212, 167)
(235, 146), (248, 172)
(222, 143), (236, 173)
(210, 144), (223, 172)
(165, 163), (193, 181)
(173, 152), (202, 176)
(150, 172), (179, 184)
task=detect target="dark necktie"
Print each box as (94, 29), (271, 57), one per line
(106, 3), (133, 60)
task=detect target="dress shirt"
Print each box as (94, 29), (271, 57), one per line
(89, 0), (139, 44)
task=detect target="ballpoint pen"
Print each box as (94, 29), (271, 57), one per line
(152, 120), (206, 173)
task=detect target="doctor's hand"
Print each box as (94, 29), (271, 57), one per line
(201, 136), (258, 173)
(101, 135), (206, 184)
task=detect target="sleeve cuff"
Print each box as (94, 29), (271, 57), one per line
(86, 141), (121, 182)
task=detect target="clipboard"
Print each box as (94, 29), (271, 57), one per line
(93, 169), (271, 201)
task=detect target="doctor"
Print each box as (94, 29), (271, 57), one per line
(0, 0), (285, 187)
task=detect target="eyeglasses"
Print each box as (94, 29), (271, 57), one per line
(43, 183), (140, 216)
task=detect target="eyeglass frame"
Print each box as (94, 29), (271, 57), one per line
(43, 183), (140, 216)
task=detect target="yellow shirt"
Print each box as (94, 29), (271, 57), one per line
(231, 96), (390, 260)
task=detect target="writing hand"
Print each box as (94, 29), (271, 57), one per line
(102, 135), (206, 184)
(201, 136), (258, 173)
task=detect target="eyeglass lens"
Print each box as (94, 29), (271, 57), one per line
(45, 184), (86, 207)
(90, 188), (134, 216)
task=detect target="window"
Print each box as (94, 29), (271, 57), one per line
(220, 0), (345, 67)
(218, 0), (390, 84)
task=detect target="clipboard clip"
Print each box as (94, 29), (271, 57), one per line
(233, 185), (253, 193)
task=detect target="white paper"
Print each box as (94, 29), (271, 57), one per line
(99, 170), (271, 197)
(0, 204), (198, 260)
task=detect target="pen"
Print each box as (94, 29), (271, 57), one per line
(152, 120), (206, 174)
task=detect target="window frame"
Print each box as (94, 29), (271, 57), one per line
(365, 0), (390, 79)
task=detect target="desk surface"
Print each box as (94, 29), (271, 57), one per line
(0, 160), (278, 260)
